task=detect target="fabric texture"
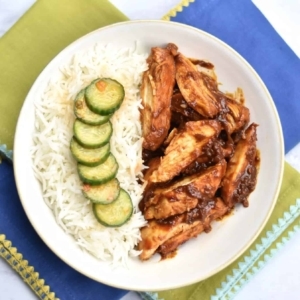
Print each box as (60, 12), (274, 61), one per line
(0, 0), (128, 152)
(0, 160), (127, 300)
(0, 0), (300, 299)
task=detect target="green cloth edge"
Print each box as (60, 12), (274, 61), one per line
(0, 0), (128, 150)
(1, 1), (300, 300)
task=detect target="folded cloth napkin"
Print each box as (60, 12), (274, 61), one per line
(1, 1), (300, 300)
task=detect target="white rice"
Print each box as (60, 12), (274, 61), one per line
(31, 43), (148, 266)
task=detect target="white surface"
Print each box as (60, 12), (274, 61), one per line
(0, 0), (35, 37)
(0, 1), (300, 300)
(110, 0), (178, 20)
(252, 0), (300, 58)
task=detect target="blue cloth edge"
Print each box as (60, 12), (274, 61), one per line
(211, 198), (300, 299)
(0, 143), (13, 162)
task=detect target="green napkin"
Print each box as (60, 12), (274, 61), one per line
(142, 162), (300, 300)
(0, 0), (128, 153)
(1, 1), (300, 300)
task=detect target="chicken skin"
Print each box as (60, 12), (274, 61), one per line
(175, 53), (220, 118)
(149, 120), (222, 183)
(140, 43), (177, 151)
(138, 197), (228, 260)
(144, 160), (227, 220)
(221, 123), (258, 208)
(157, 197), (228, 256)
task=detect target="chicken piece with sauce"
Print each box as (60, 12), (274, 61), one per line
(143, 160), (227, 220)
(157, 197), (228, 257)
(138, 43), (259, 262)
(138, 197), (228, 260)
(175, 53), (221, 118)
(140, 43), (178, 151)
(201, 72), (250, 134)
(221, 123), (258, 208)
(149, 120), (222, 183)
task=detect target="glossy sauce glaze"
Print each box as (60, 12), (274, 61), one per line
(137, 46), (259, 261)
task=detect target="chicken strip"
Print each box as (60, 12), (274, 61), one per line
(138, 197), (228, 260)
(158, 222), (204, 258)
(222, 98), (250, 134)
(175, 53), (220, 118)
(149, 120), (222, 183)
(138, 214), (196, 260)
(144, 160), (227, 220)
(201, 73), (250, 134)
(157, 197), (228, 256)
(181, 138), (227, 176)
(140, 43), (177, 151)
(171, 92), (203, 122)
(221, 123), (258, 208)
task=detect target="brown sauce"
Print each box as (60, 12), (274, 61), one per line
(138, 52), (260, 260)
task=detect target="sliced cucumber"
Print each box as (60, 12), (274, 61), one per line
(78, 153), (118, 185)
(74, 119), (112, 149)
(85, 78), (125, 115)
(70, 137), (110, 166)
(74, 89), (112, 125)
(82, 178), (120, 204)
(93, 188), (133, 227)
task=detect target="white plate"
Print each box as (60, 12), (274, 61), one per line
(13, 20), (284, 291)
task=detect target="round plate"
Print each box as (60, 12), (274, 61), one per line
(13, 20), (284, 291)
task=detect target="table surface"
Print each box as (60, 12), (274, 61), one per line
(1, 0), (300, 299)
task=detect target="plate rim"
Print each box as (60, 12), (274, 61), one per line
(13, 19), (285, 291)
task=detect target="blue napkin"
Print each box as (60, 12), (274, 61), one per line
(172, 0), (300, 152)
(1, 1), (300, 300)
(0, 160), (127, 300)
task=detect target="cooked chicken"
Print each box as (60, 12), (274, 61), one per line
(221, 123), (258, 208)
(171, 92), (203, 122)
(189, 58), (218, 83)
(157, 197), (228, 256)
(189, 58), (214, 70)
(158, 222), (204, 257)
(144, 160), (227, 220)
(143, 157), (161, 183)
(163, 128), (179, 147)
(140, 43), (178, 151)
(138, 197), (228, 260)
(138, 44), (259, 262)
(149, 120), (222, 183)
(222, 98), (250, 134)
(175, 53), (220, 118)
(181, 138), (227, 176)
(200, 72), (250, 134)
(138, 214), (194, 260)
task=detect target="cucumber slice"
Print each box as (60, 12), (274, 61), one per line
(74, 119), (112, 149)
(70, 137), (110, 166)
(74, 89), (112, 125)
(85, 78), (125, 115)
(93, 188), (133, 227)
(82, 178), (120, 204)
(78, 153), (118, 185)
